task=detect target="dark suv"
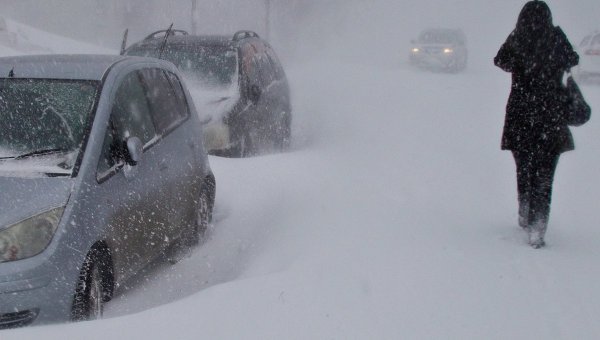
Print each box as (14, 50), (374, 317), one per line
(124, 29), (291, 157)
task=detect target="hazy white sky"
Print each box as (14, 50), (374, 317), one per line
(0, 0), (598, 65)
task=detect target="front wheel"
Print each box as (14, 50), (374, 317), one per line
(197, 179), (216, 238)
(229, 131), (254, 158)
(72, 249), (111, 321)
(274, 112), (291, 151)
(198, 191), (211, 236)
(239, 132), (254, 157)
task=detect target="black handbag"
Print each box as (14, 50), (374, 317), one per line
(564, 74), (591, 126)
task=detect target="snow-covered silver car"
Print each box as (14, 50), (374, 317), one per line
(0, 55), (215, 327)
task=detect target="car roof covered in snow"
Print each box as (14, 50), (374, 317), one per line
(0, 54), (158, 80)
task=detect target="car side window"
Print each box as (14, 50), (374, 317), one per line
(139, 68), (189, 134)
(111, 71), (156, 145)
(240, 45), (250, 72)
(96, 71), (156, 181)
(246, 56), (261, 87)
(241, 43), (259, 84)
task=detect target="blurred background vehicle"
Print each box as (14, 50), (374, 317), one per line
(124, 28), (292, 157)
(409, 28), (467, 73)
(575, 30), (600, 82)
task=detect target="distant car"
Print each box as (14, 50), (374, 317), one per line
(0, 54), (215, 327)
(124, 29), (292, 157)
(409, 28), (468, 72)
(575, 31), (600, 82)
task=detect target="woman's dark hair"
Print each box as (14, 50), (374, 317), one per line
(509, 0), (557, 60)
(516, 1), (553, 36)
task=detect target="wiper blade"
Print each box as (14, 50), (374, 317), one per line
(13, 148), (72, 160)
(45, 172), (71, 177)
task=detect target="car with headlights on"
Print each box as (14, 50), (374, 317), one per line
(0, 54), (215, 327)
(409, 28), (468, 72)
(123, 29), (291, 157)
(575, 30), (600, 82)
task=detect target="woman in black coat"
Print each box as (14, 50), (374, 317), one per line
(494, 0), (578, 248)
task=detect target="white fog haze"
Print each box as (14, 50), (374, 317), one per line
(1, 0), (600, 339)
(1, 0), (598, 64)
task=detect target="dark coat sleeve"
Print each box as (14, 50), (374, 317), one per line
(494, 32), (521, 73)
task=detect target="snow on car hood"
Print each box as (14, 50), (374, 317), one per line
(0, 151), (77, 177)
(0, 176), (73, 229)
(187, 83), (240, 124)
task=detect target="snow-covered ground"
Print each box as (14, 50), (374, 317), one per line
(3, 5), (600, 339)
(5, 52), (600, 340)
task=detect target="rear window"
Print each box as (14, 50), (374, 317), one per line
(127, 45), (239, 89)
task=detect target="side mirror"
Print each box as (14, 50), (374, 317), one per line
(125, 136), (143, 166)
(249, 84), (262, 104)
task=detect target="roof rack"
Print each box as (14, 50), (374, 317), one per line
(144, 29), (189, 41)
(232, 30), (260, 41)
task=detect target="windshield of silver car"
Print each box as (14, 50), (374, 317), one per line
(0, 78), (99, 176)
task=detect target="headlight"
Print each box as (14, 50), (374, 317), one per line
(443, 48), (453, 54)
(412, 48), (420, 53)
(202, 121), (231, 151)
(0, 207), (64, 263)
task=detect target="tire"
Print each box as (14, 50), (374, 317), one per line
(72, 248), (112, 321)
(190, 178), (215, 245)
(198, 190), (211, 236)
(238, 131), (255, 157)
(275, 112), (291, 151)
(227, 128), (251, 158)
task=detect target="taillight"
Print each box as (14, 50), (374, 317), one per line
(585, 49), (600, 56)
